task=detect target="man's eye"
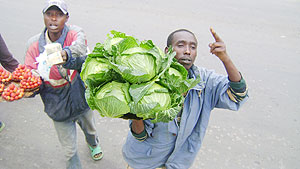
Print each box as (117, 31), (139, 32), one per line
(177, 44), (184, 47)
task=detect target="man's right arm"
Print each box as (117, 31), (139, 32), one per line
(131, 120), (148, 142)
(23, 37), (43, 98)
(24, 35), (40, 71)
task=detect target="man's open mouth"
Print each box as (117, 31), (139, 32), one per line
(49, 24), (58, 29)
(179, 58), (192, 64)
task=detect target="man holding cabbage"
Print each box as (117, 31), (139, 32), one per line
(122, 28), (248, 169)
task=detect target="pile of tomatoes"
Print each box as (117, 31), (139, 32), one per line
(0, 66), (12, 84)
(12, 64), (29, 81)
(0, 83), (4, 94)
(1, 64), (42, 102)
(1, 83), (24, 101)
(20, 72), (42, 91)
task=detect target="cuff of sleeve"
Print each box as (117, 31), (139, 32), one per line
(131, 128), (148, 142)
(227, 73), (248, 102)
(228, 73), (247, 93)
(63, 47), (71, 61)
(62, 47), (71, 67)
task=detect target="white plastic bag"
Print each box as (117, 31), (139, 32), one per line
(36, 43), (63, 80)
(36, 51), (51, 81)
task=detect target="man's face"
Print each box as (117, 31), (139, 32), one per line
(43, 6), (68, 35)
(171, 31), (197, 70)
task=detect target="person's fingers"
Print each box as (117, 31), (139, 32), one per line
(211, 47), (225, 53)
(209, 42), (225, 53)
(208, 43), (214, 53)
(210, 42), (224, 48)
(210, 27), (223, 42)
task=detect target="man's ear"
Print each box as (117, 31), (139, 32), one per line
(164, 47), (169, 54)
(65, 15), (69, 22)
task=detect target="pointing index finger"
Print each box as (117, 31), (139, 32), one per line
(210, 27), (223, 42)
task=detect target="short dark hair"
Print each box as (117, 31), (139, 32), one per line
(166, 29), (197, 47)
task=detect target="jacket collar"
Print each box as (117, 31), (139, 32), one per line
(188, 64), (205, 90)
(38, 25), (69, 53)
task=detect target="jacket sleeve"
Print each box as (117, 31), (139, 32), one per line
(65, 25), (88, 59)
(129, 120), (154, 142)
(226, 74), (248, 103)
(24, 35), (43, 98)
(62, 50), (87, 71)
(24, 34), (40, 71)
(62, 25), (88, 71)
(201, 68), (248, 111)
(0, 34), (19, 72)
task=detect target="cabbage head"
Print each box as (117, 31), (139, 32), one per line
(81, 30), (201, 123)
(94, 81), (131, 118)
(115, 50), (156, 84)
(80, 57), (111, 87)
(130, 83), (173, 122)
(102, 31), (164, 84)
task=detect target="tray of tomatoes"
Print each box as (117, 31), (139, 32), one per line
(0, 64), (42, 102)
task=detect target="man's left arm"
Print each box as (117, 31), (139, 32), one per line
(208, 27), (241, 82)
(60, 25), (88, 70)
(209, 27), (248, 102)
(61, 50), (87, 71)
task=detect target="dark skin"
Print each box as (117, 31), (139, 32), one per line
(43, 6), (68, 63)
(167, 31), (197, 70)
(131, 28), (241, 134)
(208, 28), (241, 82)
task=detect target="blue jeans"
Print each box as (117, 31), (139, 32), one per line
(53, 110), (99, 169)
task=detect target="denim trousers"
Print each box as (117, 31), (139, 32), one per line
(53, 110), (99, 169)
(127, 165), (166, 169)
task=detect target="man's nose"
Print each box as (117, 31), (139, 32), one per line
(50, 14), (57, 21)
(184, 47), (191, 55)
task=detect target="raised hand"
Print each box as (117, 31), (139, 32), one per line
(208, 27), (229, 62)
(209, 27), (241, 82)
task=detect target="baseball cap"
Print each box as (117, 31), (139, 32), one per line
(42, 0), (68, 15)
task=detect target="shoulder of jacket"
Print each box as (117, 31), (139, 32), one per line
(25, 33), (42, 51)
(26, 33), (41, 46)
(67, 25), (83, 32)
(192, 65), (220, 82)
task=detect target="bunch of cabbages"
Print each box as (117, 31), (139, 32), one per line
(80, 31), (200, 123)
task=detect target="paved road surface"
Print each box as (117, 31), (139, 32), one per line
(0, 0), (299, 169)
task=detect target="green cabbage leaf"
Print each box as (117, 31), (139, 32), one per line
(93, 81), (131, 118)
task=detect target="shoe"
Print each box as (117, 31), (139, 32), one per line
(0, 121), (5, 132)
(88, 144), (103, 161)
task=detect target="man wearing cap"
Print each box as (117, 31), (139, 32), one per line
(24, 0), (103, 168)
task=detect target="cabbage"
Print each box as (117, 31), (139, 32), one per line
(81, 30), (201, 123)
(130, 83), (176, 121)
(111, 41), (163, 84)
(115, 52), (156, 83)
(158, 60), (200, 95)
(168, 67), (182, 79)
(94, 81), (131, 118)
(80, 57), (110, 86)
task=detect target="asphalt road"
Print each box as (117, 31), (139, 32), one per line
(0, 0), (299, 169)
